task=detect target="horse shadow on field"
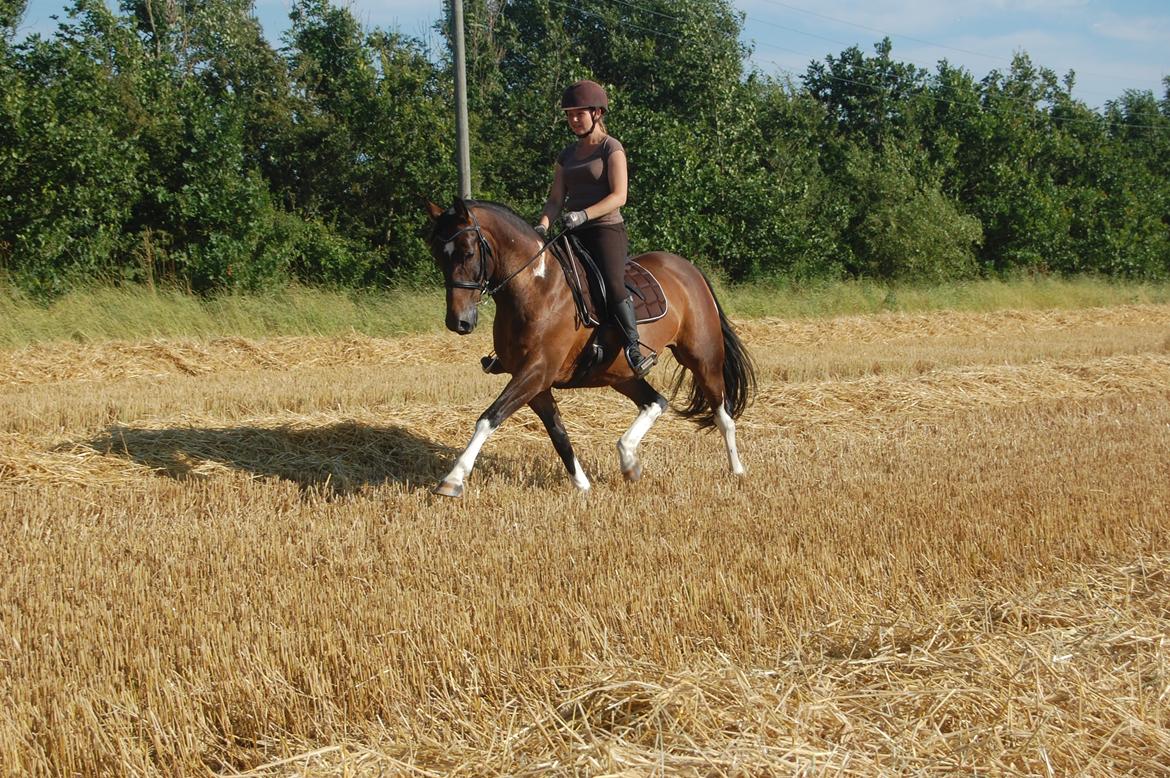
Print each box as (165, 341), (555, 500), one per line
(87, 421), (467, 496)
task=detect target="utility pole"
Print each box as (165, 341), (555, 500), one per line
(451, 0), (472, 200)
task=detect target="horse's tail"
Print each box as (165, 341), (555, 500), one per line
(672, 272), (756, 429)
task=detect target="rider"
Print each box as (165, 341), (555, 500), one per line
(536, 79), (656, 378)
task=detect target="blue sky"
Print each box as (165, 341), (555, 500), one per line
(15, 0), (1169, 108)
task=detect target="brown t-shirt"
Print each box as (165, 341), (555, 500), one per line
(557, 135), (625, 225)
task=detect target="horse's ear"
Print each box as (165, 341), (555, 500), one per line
(452, 198), (470, 217)
(424, 199), (445, 222)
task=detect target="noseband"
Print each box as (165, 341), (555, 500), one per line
(439, 208), (494, 293)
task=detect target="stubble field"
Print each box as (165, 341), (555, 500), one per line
(1, 302), (1169, 775)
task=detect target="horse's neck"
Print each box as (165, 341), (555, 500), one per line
(489, 227), (567, 317)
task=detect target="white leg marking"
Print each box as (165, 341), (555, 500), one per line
(617, 396), (667, 473)
(442, 418), (497, 488)
(571, 457), (591, 491)
(715, 405), (745, 476)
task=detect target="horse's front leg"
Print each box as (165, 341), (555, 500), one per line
(529, 390), (590, 492)
(434, 369), (550, 498)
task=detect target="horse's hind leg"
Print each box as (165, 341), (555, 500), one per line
(714, 404), (745, 476)
(673, 346), (745, 476)
(612, 379), (668, 481)
(529, 390), (590, 491)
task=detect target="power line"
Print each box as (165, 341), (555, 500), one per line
(576, 0), (1163, 125)
(747, 0), (1143, 86)
(586, 0), (1148, 103)
(544, 0), (685, 42)
(755, 55), (1167, 132)
(757, 44), (1168, 131)
(747, 0), (1006, 63)
(597, 0), (680, 22)
(460, 0), (1165, 131)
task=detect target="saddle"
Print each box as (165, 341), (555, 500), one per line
(551, 234), (668, 327)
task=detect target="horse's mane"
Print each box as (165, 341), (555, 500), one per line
(467, 200), (538, 237)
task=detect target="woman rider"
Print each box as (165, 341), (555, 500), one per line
(536, 79), (655, 378)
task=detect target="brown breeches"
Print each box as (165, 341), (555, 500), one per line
(573, 222), (628, 312)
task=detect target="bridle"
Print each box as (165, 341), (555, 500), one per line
(437, 205), (567, 299)
(440, 207), (495, 294)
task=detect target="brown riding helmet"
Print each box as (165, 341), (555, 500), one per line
(561, 79), (609, 110)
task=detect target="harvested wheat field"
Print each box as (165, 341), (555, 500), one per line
(2, 303), (1169, 776)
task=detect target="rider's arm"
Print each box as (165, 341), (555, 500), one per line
(580, 148), (628, 221)
(538, 163), (567, 231)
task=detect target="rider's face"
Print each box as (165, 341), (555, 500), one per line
(564, 108), (595, 135)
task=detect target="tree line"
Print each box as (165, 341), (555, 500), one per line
(1, 0), (1167, 297)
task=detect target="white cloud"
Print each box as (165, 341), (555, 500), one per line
(1093, 13), (1170, 44)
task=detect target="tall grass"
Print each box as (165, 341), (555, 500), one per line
(3, 276), (1169, 347)
(0, 285), (446, 348)
(717, 275), (1170, 319)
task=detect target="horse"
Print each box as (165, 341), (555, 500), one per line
(424, 198), (755, 497)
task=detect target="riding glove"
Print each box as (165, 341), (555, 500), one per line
(562, 210), (588, 230)
(534, 223), (548, 237)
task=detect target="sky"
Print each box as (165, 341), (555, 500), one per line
(14, 0), (1169, 109)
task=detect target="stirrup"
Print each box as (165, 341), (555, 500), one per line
(586, 341), (606, 369)
(625, 344), (657, 378)
(581, 326), (611, 371)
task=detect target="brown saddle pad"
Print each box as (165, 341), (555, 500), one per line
(555, 239), (668, 327)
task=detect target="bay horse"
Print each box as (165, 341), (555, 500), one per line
(424, 198), (754, 497)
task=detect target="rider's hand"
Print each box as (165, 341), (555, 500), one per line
(562, 210), (588, 230)
(534, 223), (548, 237)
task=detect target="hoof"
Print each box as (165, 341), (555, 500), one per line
(432, 480), (464, 498)
(622, 462), (643, 482)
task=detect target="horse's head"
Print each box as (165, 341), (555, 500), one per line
(426, 198), (491, 335)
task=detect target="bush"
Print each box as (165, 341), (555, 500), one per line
(844, 146), (983, 281)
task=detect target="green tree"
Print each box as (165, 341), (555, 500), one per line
(841, 144), (982, 281)
(955, 55), (1075, 273)
(803, 38), (930, 150)
(0, 0), (144, 295)
(1, 0), (27, 37)
(4, 0), (1169, 293)
(280, 0), (453, 282)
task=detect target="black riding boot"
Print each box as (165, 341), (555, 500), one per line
(613, 296), (656, 377)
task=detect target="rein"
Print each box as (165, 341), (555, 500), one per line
(438, 206), (568, 299)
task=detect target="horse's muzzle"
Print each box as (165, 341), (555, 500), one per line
(446, 307), (478, 334)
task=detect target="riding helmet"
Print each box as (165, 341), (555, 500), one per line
(561, 79), (609, 110)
